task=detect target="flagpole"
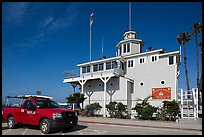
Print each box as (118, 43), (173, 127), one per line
(90, 22), (92, 63)
(129, 2), (131, 31)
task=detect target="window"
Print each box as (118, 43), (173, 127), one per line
(151, 55), (158, 62)
(112, 61), (117, 69)
(127, 43), (130, 52)
(140, 82), (144, 86)
(139, 57), (146, 64)
(120, 61), (124, 70)
(119, 46), (122, 55)
(82, 66), (90, 73)
(123, 44), (127, 53)
(161, 80), (165, 85)
(93, 64), (98, 72)
(123, 43), (130, 54)
(128, 60), (134, 68)
(82, 67), (86, 73)
(99, 63), (103, 71)
(110, 82), (114, 87)
(169, 56), (174, 65)
(23, 101), (35, 109)
(98, 83), (102, 87)
(106, 61), (118, 70)
(106, 62), (111, 70)
(87, 66), (90, 73)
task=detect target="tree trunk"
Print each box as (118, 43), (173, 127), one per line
(183, 45), (190, 97)
(195, 35), (200, 109)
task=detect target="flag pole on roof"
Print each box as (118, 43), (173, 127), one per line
(129, 2), (131, 31)
(90, 12), (94, 63)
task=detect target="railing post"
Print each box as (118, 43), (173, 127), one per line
(180, 89), (183, 119)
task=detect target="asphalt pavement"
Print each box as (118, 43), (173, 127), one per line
(78, 116), (202, 132)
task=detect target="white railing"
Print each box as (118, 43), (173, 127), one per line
(177, 88), (198, 120)
(64, 67), (125, 79)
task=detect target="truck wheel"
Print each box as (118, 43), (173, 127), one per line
(40, 119), (52, 134)
(7, 117), (16, 129)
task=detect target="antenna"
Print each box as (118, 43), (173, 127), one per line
(129, 2), (131, 30)
(102, 38), (104, 59)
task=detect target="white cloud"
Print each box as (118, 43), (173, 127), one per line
(6, 2), (82, 48)
(3, 2), (30, 25)
(42, 16), (54, 27)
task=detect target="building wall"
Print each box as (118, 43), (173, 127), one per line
(125, 52), (178, 107)
(82, 51), (178, 115)
(83, 77), (128, 115)
(131, 42), (140, 54)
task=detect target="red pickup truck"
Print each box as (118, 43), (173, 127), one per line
(2, 95), (78, 134)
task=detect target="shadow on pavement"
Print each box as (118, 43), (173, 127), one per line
(61, 124), (88, 133)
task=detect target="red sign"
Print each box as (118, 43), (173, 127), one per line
(152, 87), (171, 99)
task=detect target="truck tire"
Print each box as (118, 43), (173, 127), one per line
(40, 119), (52, 134)
(7, 117), (16, 129)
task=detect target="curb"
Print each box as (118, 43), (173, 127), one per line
(78, 120), (202, 132)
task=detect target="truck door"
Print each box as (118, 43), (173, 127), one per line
(21, 100), (30, 124)
(21, 101), (37, 125)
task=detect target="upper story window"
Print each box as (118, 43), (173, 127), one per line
(106, 62), (111, 70)
(82, 66), (90, 73)
(93, 63), (104, 72)
(120, 61), (124, 70)
(119, 46), (122, 56)
(99, 63), (104, 71)
(128, 60), (134, 68)
(127, 43), (130, 52)
(123, 44), (127, 53)
(151, 55), (158, 62)
(93, 64), (98, 72)
(123, 43), (131, 54)
(87, 66), (90, 73)
(139, 57), (146, 64)
(169, 56), (174, 65)
(106, 61), (118, 70)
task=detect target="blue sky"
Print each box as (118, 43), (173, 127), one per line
(2, 2), (202, 103)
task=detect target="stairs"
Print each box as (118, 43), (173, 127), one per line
(178, 88), (198, 120)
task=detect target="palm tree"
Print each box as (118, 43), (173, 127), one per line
(176, 32), (191, 92)
(192, 22), (202, 97)
(66, 92), (87, 110)
(198, 42), (202, 107)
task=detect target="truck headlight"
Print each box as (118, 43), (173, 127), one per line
(53, 113), (62, 119)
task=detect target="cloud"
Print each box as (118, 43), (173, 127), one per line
(42, 16), (54, 27)
(3, 2), (30, 25)
(14, 31), (46, 48)
(40, 2), (80, 32)
(5, 2), (82, 49)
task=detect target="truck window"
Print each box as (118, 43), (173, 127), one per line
(23, 101), (35, 109)
(36, 100), (60, 109)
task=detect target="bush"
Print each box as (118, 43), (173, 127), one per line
(85, 102), (102, 117)
(140, 105), (158, 120)
(106, 101), (129, 119)
(163, 100), (180, 121)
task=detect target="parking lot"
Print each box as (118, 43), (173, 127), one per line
(2, 122), (108, 135)
(2, 121), (202, 135)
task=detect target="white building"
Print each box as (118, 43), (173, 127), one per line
(63, 29), (181, 117)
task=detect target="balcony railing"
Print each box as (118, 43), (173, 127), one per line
(64, 67), (125, 79)
(64, 69), (80, 79)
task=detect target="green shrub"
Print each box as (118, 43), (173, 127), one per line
(140, 105), (158, 120)
(162, 100), (180, 121)
(106, 101), (117, 118)
(106, 101), (129, 119)
(85, 102), (102, 117)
